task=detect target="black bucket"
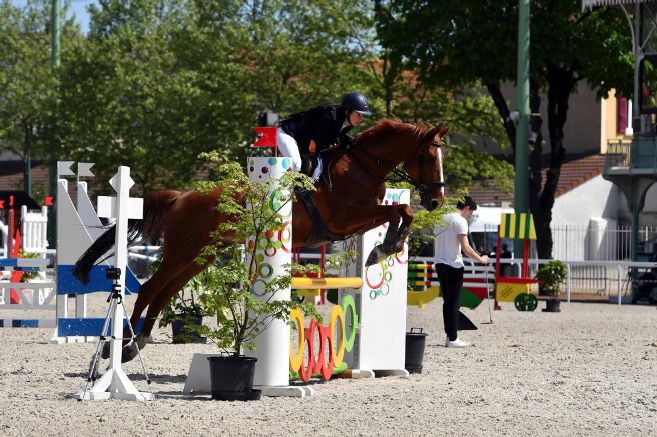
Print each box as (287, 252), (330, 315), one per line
(405, 328), (428, 374)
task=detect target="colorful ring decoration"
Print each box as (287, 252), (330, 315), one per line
(258, 262), (273, 278)
(365, 262), (385, 289)
(299, 319), (317, 382)
(289, 308), (304, 371)
(278, 220), (292, 253)
(314, 326), (334, 380)
(289, 298), (359, 381)
(329, 305), (345, 366)
(342, 295), (358, 352)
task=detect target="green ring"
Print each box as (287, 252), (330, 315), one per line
(341, 295), (359, 352)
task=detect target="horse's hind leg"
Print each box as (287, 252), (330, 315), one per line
(121, 258), (214, 363)
(100, 259), (194, 359)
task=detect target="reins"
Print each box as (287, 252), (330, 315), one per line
(347, 136), (445, 193)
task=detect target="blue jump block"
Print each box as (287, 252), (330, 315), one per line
(57, 317), (146, 337)
(0, 319), (41, 328)
(56, 265), (141, 295)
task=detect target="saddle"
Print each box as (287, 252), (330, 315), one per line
(296, 147), (349, 246)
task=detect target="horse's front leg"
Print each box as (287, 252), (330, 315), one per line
(332, 204), (414, 266)
(365, 203), (414, 266)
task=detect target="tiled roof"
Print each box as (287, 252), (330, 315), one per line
(0, 161), (50, 192)
(465, 153), (607, 207)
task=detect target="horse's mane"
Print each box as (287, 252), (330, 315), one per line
(356, 118), (436, 144)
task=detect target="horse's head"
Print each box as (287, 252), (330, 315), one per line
(403, 125), (448, 211)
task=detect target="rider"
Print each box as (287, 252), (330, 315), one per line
(277, 92), (371, 183)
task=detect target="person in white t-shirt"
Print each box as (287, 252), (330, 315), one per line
(434, 196), (489, 348)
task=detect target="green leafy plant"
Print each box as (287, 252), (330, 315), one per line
(17, 251), (41, 283)
(535, 260), (568, 298)
(189, 153), (320, 357)
(158, 275), (205, 329)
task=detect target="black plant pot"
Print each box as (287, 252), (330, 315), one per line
(207, 355), (261, 401)
(542, 299), (561, 313)
(171, 315), (207, 344)
(405, 328), (428, 374)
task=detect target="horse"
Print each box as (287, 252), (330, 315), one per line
(73, 118), (448, 362)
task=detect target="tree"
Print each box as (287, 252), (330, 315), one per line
(376, 0), (633, 258)
(0, 0), (77, 193)
(57, 0), (380, 191)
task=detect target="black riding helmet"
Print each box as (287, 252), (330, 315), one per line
(341, 92), (372, 116)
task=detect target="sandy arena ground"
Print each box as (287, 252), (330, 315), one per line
(1, 297), (656, 436)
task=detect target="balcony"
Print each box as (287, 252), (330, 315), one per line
(605, 137), (657, 176)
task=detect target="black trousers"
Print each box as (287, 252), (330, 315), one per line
(435, 263), (464, 341)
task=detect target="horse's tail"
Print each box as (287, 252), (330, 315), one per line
(72, 190), (182, 284)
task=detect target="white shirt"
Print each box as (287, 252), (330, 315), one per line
(434, 212), (469, 268)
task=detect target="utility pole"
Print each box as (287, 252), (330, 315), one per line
(48, 0), (60, 246)
(514, 0), (530, 256)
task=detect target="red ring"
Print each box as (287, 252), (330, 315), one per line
(318, 326), (334, 381)
(299, 320), (316, 382)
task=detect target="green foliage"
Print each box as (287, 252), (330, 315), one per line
(17, 250), (41, 283)
(0, 1), (78, 173)
(56, 0), (378, 192)
(189, 153), (319, 357)
(534, 260), (568, 297)
(158, 269), (205, 328)
(376, 0), (633, 257)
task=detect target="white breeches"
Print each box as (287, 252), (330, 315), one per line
(276, 128), (302, 171)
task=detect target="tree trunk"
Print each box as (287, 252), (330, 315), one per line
(528, 79), (544, 255)
(486, 82), (516, 154)
(532, 63), (574, 260)
(488, 72), (575, 263)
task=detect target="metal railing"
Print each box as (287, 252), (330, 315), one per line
(605, 139), (631, 169)
(606, 137), (657, 171)
(415, 255), (654, 305)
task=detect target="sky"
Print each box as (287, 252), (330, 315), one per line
(11, 0), (98, 34)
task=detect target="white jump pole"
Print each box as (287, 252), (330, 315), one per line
(246, 157), (310, 397)
(73, 166), (152, 401)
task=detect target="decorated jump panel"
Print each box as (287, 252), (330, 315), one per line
(338, 188), (409, 374)
(246, 157), (294, 389)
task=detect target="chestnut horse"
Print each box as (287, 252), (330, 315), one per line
(74, 118), (448, 362)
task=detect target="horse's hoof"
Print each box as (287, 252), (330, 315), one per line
(365, 246), (386, 266)
(121, 342), (139, 363)
(136, 333), (149, 350)
(101, 341), (110, 359)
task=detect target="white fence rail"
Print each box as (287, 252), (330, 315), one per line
(472, 223), (657, 262)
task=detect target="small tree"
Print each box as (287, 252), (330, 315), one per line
(190, 153), (319, 357)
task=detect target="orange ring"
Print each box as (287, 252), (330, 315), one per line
(289, 308), (304, 372)
(329, 305), (345, 366)
(299, 319), (316, 382)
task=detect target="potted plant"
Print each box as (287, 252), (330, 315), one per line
(535, 260), (568, 312)
(189, 154), (319, 401)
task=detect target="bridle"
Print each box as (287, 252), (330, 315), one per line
(390, 143), (445, 193)
(348, 135), (445, 193)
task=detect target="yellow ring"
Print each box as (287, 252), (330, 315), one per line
(329, 305), (345, 366)
(289, 308), (304, 372)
